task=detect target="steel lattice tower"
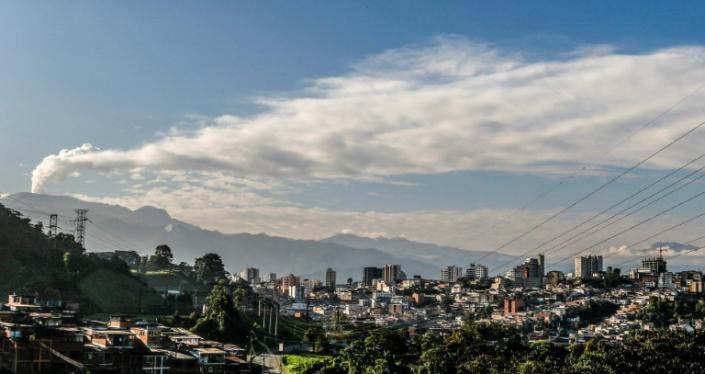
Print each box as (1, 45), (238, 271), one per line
(72, 209), (89, 248)
(49, 214), (59, 237)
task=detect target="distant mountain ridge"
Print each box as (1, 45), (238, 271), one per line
(1, 193), (439, 280)
(323, 233), (515, 272)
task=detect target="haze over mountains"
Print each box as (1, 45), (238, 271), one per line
(1, 192), (704, 277)
(322, 234), (514, 269)
(0, 193), (512, 280)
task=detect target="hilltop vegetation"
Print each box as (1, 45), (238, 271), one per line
(0, 203), (163, 314)
(77, 269), (166, 314)
(293, 322), (705, 374)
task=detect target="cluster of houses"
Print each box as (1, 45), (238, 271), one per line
(248, 258), (705, 345)
(0, 293), (254, 373)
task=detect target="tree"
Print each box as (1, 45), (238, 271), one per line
(314, 334), (330, 354)
(418, 346), (454, 373)
(148, 244), (173, 270)
(63, 252), (74, 272)
(194, 253), (225, 283)
(193, 281), (238, 338)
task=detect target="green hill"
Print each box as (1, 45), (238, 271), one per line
(78, 269), (166, 314)
(0, 203), (168, 314)
(137, 269), (207, 294)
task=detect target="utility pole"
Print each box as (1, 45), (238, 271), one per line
(274, 305), (279, 340)
(268, 305), (273, 334)
(47, 213), (60, 261)
(71, 209), (89, 249)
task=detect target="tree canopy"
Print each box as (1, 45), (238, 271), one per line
(295, 321), (705, 374)
(194, 252), (226, 283)
(148, 244), (174, 269)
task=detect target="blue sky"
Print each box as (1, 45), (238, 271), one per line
(3, 1), (705, 259)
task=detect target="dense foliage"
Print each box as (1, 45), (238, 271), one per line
(146, 244), (174, 270)
(292, 322), (705, 374)
(0, 204), (138, 310)
(639, 296), (705, 328)
(193, 252), (226, 283)
(191, 279), (263, 344)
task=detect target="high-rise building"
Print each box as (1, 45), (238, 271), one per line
(440, 265), (463, 282)
(546, 270), (565, 286)
(523, 257), (541, 279)
(325, 268), (337, 288)
(505, 267), (522, 282)
(642, 251), (667, 274)
(465, 263), (488, 280)
(383, 264), (402, 284)
(240, 267), (260, 284)
(363, 267), (383, 286)
(575, 255), (603, 279)
(279, 274), (301, 295)
(507, 257), (543, 288)
(303, 278), (321, 289)
(263, 272), (277, 283)
(289, 284), (306, 301)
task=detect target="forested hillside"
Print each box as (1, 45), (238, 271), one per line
(0, 203), (162, 313)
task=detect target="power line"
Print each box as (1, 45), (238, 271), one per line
(517, 153), (705, 254)
(491, 151), (705, 272)
(546, 186), (705, 268)
(533, 164), (705, 259)
(534, 166), (705, 269)
(573, 210), (705, 269)
(610, 233), (705, 269)
(467, 81), (705, 244)
(476, 119), (705, 265)
(2, 194), (145, 253)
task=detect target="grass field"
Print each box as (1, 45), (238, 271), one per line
(78, 269), (166, 314)
(283, 353), (330, 374)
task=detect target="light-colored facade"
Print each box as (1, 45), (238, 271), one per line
(575, 255), (603, 279)
(382, 264), (401, 284)
(465, 263), (488, 280)
(441, 265), (463, 282)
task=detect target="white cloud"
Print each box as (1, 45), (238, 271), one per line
(31, 37), (705, 193)
(27, 37), (705, 263)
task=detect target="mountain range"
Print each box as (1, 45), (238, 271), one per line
(2, 192), (702, 278)
(0, 192), (513, 281)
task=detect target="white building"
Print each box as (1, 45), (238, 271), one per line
(440, 265), (463, 282)
(574, 255), (603, 280)
(288, 285), (306, 301)
(465, 263), (488, 280)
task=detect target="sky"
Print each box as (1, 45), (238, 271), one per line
(3, 1), (705, 265)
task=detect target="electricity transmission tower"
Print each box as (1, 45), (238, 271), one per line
(71, 209), (89, 248)
(48, 214), (59, 237)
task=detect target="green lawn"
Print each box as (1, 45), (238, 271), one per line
(78, 269), (166, 314)
(283, 353), (330, 374)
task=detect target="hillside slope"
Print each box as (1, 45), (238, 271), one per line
(0, 202), (163, 314)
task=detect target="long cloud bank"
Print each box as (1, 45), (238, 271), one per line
(31, 37), (705, 193)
